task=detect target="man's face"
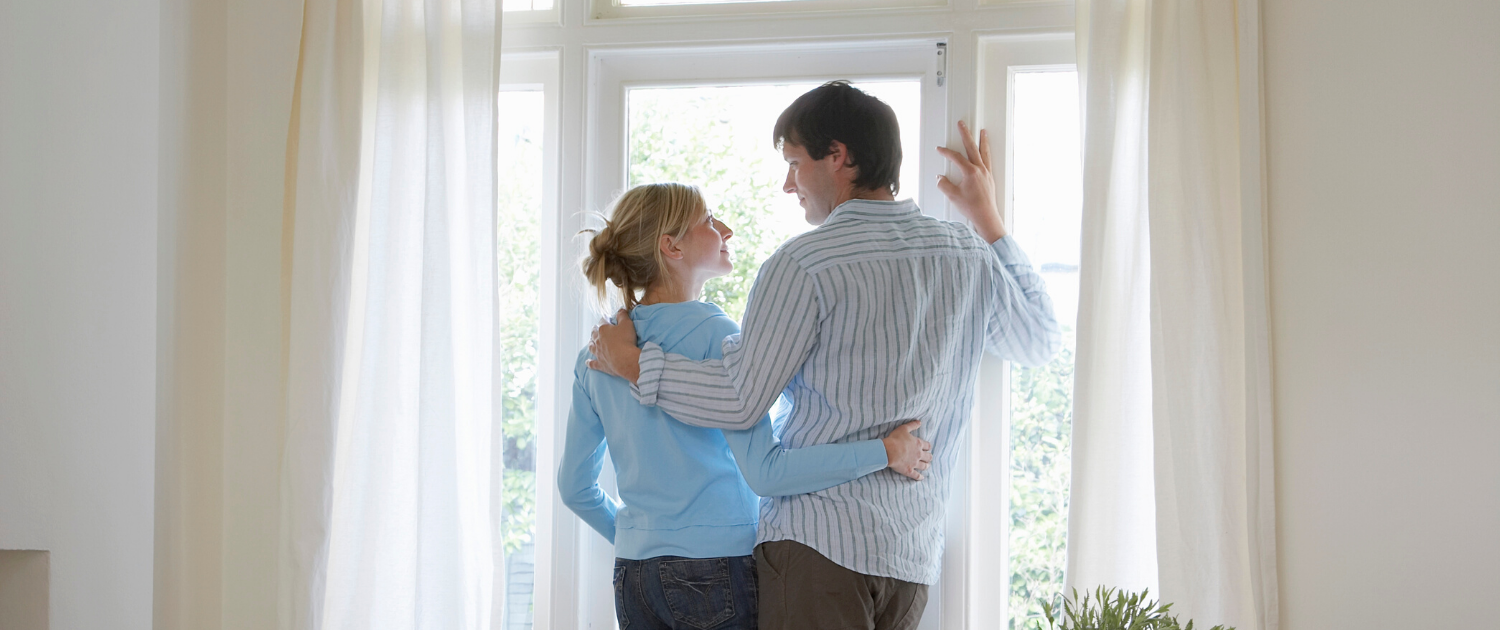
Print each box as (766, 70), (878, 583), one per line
(781, 141), (844, 225)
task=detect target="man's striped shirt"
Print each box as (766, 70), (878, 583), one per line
(632, 198), (1060, 584)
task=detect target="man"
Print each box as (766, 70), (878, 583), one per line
(589, 81), (1060, 629)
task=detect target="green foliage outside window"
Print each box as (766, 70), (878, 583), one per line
(498, 97), (542, 556)
(1010, 330), (1076, 629)
(627, 89), (798, 322)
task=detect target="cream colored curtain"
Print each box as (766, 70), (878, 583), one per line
(279, 1), (502, 629)
(1068, 1), (1278, 629)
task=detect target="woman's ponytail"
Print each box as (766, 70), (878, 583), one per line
(579, 183), (705, 312)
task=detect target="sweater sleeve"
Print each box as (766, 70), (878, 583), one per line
(555, 363), (620, 543)
(720, 409), (888, 497)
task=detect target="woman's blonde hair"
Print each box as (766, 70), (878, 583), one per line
(580, 182), (707, 312)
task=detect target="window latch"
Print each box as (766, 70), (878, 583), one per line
(936, 42), (947, 87)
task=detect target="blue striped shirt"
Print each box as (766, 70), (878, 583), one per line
(632, 199), (1060, 583)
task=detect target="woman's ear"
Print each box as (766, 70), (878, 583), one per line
(659, 233), (684, 260)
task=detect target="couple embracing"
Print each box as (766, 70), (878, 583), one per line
(558, 81), (1060, 630)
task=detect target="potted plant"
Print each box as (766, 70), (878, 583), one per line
(1037, 587), (1233, 630)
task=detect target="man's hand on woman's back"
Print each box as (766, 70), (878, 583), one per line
(588, 308), (642, 384)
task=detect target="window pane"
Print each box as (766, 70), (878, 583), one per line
(502, 0), (554, 12)
(498, 89), (543, 630)
(621, 0), (796, 7)
(1007, 69), (1080, 630)
(627, 81), (921, 321)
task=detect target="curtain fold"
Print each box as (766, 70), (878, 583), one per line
(279, 0), (502, 628)
(1067, 0), (1160, 598)
(1068, 2), (1278, 629)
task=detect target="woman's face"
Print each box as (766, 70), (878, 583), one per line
(676, 208), (735, 280)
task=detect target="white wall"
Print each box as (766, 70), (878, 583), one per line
(0, 1), (161, 629)
(1264, 1), (1500, 628)
(153, 0), (302, 628)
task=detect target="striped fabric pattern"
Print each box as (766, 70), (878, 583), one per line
(633, 199), (1059, 584)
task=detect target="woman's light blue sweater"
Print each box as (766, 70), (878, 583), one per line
(557, 301), (889, 559)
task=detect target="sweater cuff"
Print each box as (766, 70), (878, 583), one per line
(853, 440), (890, 476)
(632, 342), (665, 406)
(989, 234), (1034, 266)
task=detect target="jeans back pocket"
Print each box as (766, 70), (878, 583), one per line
(657, 558), (735, 629)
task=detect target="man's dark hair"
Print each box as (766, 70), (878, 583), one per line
(773, 81), (903, 196)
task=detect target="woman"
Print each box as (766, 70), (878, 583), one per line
(557, 183), (931, 629)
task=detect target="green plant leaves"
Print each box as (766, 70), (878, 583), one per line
(1037, 587), (1231, 630)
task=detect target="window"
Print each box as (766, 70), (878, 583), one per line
(1004, 68), (1081, 629)
(503, 0), (554, 11)
(628, 81), (922, 321)
(590, 0), (945, 21)
(502, 4), (1077, 628)
(499, 51), (560, 630)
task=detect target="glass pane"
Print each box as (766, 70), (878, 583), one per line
(622, 0), (797, 7)
(498, 89), (543, 630)
(502, 0), (553, 12)
(627, 81), (921, 321)
(1007, 69), (1080, 630)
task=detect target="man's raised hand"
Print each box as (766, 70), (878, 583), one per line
(936, 120), (1008, 243)
(587, 308), (642, 384)
(883, 420), (933, 481)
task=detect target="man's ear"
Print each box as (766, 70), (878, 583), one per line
(825, 140), (851, 170)
(659, 233), (684, 260)
(826, 140), (859, 182)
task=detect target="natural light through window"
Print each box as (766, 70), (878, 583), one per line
(627, 81), (921, 321)
(1006, 69), (1081, 630)
(620, 0), (796, 7)
(498, 88), (543, 630)
(502, 0), (554, 11)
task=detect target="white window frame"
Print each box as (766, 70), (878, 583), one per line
(585, 38), (950, 630)
(967, 33), (1077, 627)
(499, 50), (569, 630)
(501, 3), (1076, 629)
(587, 0), (945, 24)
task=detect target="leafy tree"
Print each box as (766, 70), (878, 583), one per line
(1010, 329), (1076, 629)
(628, 88), (800, 321)
(498, 94), (543, 556)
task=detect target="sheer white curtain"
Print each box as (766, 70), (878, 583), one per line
(279, 1), (503, 629)
(1067, 1), (1278, 629)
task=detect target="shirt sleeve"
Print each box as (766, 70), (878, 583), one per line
(720, 408), (888, 497)
(985, 235), (1062, 367)
(632, 250), (821, 430)
(555, 364), (620, 543)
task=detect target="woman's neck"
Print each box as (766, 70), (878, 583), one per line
(638, 277), (703, 306)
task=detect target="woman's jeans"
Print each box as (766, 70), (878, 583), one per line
(613, 555), (758, 630)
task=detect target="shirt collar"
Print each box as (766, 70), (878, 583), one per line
(823, 198), (921, 225)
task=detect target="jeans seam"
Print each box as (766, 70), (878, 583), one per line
(640, 561), (672, 629)
(614, 563), (631, 630)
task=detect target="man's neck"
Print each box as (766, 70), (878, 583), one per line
(833, 187), (896, 208)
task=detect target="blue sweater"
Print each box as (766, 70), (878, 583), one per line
(557, 301), (889, 559)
